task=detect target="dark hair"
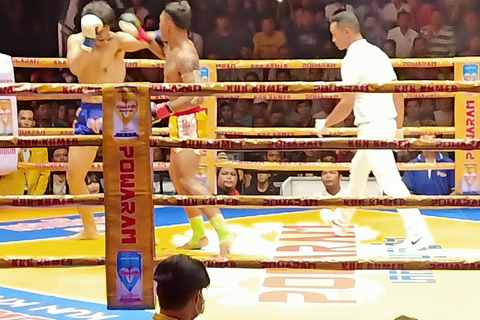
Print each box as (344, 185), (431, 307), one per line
(165, 1), (192, 30)
(405, 98), (421, 106)
(49, 147), (69, 162)
(219, 100), (233, 110)
(397, 10), (410, 20)
(297, 99), (313, 107)
(364, 11), (380, 21)
(18, 102), (34, 114)
(154, 255), (210, 310)
(85, 172), (100, 184)
(81, 0), (116, 26)
(33, 100), (53, 111)
(217, 166), (237, 176)
(144, 14), (155, 23)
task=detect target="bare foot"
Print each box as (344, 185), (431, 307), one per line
(178, 236), (209, 250)
(67, 229), (100, 240)
(219, 233), (236, 258)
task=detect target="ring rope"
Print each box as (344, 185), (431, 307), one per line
(152, 195), (480, 208)
(149, 137), (480, 151)
(216, 126), (455, 137)
(16, 92), (456, 101)
(2, 195), (479, 208)
(17, 161), (171, 171)
(19, 127), (169, 136)
(1, 136), (476, 150)
(216, 92), (457, 100)
(16, 160), (452, 172)
(12, 57), (477, 69)
(1, 256), (479, 270)
(19, 127), (454, 137)
(0, 135), (103, 148)
(17, 94), (170, 101)
(216, 160), (455, 171)
(0, 81), (471, 97)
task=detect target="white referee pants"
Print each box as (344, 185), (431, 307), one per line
(341, 119), (429, 236)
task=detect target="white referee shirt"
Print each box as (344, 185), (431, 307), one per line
(341, 39), (398, 125)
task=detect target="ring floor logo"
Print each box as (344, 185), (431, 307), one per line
(0, 208), (303, 243)
(0, 214), (106, 243)
(0, 286), (153, 320)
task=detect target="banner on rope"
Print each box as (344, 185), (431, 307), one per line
(216, 160), (455, 171)
(18, 127), (169, 136)
(216, 126), (455, 137)
(17, 161), (170, 171)
(0, 135), (102, 147)
(13, 159), (453, 173)
(150, 137), (480, 151)
(13, 57), (477, 69)
(103, 85), (155, 309)
(4, 136), (479, 150)
(17, 126), (454, 137)
(1, 256), (479, 270)
(150, 195), (480, 208)
(0, 194), (480, 208)
(3, 81), (480, 97)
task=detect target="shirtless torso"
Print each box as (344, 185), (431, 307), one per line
(68, 32), (134, 102)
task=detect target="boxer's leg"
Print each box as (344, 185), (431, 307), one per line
(169, 149), (234, 258)
(67, 146), (100, 239)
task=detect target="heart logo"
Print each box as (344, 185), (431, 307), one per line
(118, 266), (141, 292)
(115, 100), (137, 126)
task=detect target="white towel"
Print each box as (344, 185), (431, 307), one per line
(0, 53), (18, 176)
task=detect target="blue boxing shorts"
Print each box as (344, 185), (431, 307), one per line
(75, 102), (103, 134)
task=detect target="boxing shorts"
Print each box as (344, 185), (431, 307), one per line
(75, 102), (103, 134)
(168, 106), (207, 154)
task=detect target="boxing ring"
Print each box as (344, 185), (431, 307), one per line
(0, 57), (479, 319)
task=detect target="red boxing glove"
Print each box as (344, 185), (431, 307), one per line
(151, 102), (173, 123)
(118, 13), (150, 42)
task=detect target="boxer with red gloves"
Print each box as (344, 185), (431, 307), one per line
(65, 0), (164, 240)
(155, 1), (235, 258)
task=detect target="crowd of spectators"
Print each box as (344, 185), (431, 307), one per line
(0, 0), (474, 197)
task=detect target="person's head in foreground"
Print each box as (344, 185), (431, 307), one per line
(154, 254), (210, 320)
(329, 11), (361, 51)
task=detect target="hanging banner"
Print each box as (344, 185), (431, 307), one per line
(454, 61), (480, 194)
(0, 53), (18, 175)
(103, 84), (155, 309)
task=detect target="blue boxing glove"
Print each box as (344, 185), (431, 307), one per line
(154, 29), (163, 44)
(81, 14), (103, 51)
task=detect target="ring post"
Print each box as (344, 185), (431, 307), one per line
(454, 60), (480, 195)
(103, 84), (155, 309)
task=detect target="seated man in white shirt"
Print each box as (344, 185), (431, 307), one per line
(314, 169), (345, 198)
(314, 169), (345, 227)
(386, 10), (418, 58)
